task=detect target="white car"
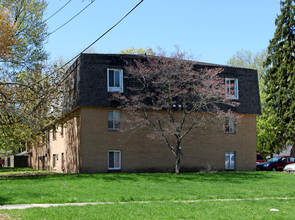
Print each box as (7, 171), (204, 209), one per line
(283, 163), (295, 173)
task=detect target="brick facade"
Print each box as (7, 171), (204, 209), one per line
(31, 54), (260, 173)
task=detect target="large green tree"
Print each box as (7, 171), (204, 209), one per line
(0, 0), (64, 154)
(0, 0), (48, 71)
(264, 0), (295, 153)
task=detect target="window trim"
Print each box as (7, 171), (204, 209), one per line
(108, 150), (121, 170)
(108, 110), (121, 130)
(225, 78), (239, 100)
(107, 68), (123, 92)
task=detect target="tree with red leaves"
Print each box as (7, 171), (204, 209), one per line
(114, 50), (237, 174)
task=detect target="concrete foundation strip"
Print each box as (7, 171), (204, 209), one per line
(1, 197), (295, 210)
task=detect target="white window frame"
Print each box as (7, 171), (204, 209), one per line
(108, 150), (121, 170)
(107, 68), (123, 92)
(225, 152), (236, 170)
(108, 110), (121, 130)
(225, 117), (236, 134)
(225, 78), (239, 100)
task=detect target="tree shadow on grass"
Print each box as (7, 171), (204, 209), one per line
(173, 171), (274, 184)
(65, 171), (275, 184)
(0, 196), (9, 205)
(0, 171), (278, 185)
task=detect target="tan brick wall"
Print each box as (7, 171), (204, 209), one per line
(79, 107), (257, 173)
(31, 111), (81, 173)
(32, 107), (257, 173)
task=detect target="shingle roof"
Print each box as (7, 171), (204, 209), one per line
(63, 53), (261, 115)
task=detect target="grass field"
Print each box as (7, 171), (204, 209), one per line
(0, 167), (52, 176)
(3, 199), (295, 220)
(1, 168), (295, 219)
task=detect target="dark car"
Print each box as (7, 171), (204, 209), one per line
(256, 156), (295, 171)
(256, 153), (265, 164)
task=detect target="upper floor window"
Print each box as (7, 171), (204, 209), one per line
(108, 110), (121, 130)
(225, 117), (236, 134)
(107, 68), (123, 92)
(225, 78), (238, 100)
(53, 125), (57, 140)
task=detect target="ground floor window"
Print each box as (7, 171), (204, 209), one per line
(53, 154), (58, 169)
(108, 150), (121, 170)
(62, 153), (65, 171)
(39, 156), (45, 169)
(225, 152), (236, 170)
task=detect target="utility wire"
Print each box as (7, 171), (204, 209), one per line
(29, 0), (144, 123)
(48, 0), (95, 36)
(36, 0), (144, 85)
(43, 0), (72, 23)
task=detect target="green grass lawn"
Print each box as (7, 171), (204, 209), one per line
(3, 199), (295, 220)
(0, 167), (52, 176)
(1, 170), (295, 219)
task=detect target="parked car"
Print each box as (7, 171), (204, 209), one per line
(256, 156), (295, 171)
(256, 153), (265, 164)
(283, 163), (295, 173)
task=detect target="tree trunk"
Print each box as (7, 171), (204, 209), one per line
(175, 151), (181, 174)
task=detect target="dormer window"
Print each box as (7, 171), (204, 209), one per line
(225, 78), (238, 100)
(107, 68), (123, 92)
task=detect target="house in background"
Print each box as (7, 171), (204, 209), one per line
(31, 54), (261, 173)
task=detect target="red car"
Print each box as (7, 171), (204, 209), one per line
(256, 153), (265, 164)
(256, 156), (295, 171)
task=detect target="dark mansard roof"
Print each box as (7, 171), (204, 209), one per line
(63, 53), (261, 115)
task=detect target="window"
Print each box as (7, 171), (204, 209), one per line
(53, 154), (58, 169)
(61, 153), (65, 170)
(108, 110), (121, 130)
(46, 129), (50, 152)
(107, 68), (123, 92)
(225, 78), (238, 99)
(61, 124), (64, 137)
(53, 126), (56, 140)
(39, 156), (45, 169)
(225, 117), (236, 134)
(47, 129), (50, 142)
(225, 152), (236, 170)
(108, 150), (121, 170)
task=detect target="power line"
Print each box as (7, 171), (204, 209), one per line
(30, 0), (144, 123)
(37, 0), (144, 85)
(48, 0), (95, 36)
(43, 0), (72, 23)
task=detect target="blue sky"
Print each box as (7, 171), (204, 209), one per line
(44, 0), (281, 65)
